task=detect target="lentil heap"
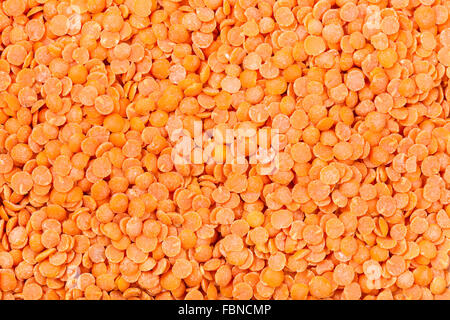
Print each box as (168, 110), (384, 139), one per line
(0, 0), (449, 301)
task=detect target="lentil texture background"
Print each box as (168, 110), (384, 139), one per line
(0, 0), (449, 300)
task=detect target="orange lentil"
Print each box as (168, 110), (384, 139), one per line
(0, 0), (446, 302)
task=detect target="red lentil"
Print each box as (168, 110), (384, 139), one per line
(0, 0), (448, 301)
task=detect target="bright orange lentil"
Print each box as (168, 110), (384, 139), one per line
(0, 0), (447, 302)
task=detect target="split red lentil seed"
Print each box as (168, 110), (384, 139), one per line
(0, 0), (449, 301)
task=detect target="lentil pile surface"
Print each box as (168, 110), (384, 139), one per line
(0, 0), (449, 300)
